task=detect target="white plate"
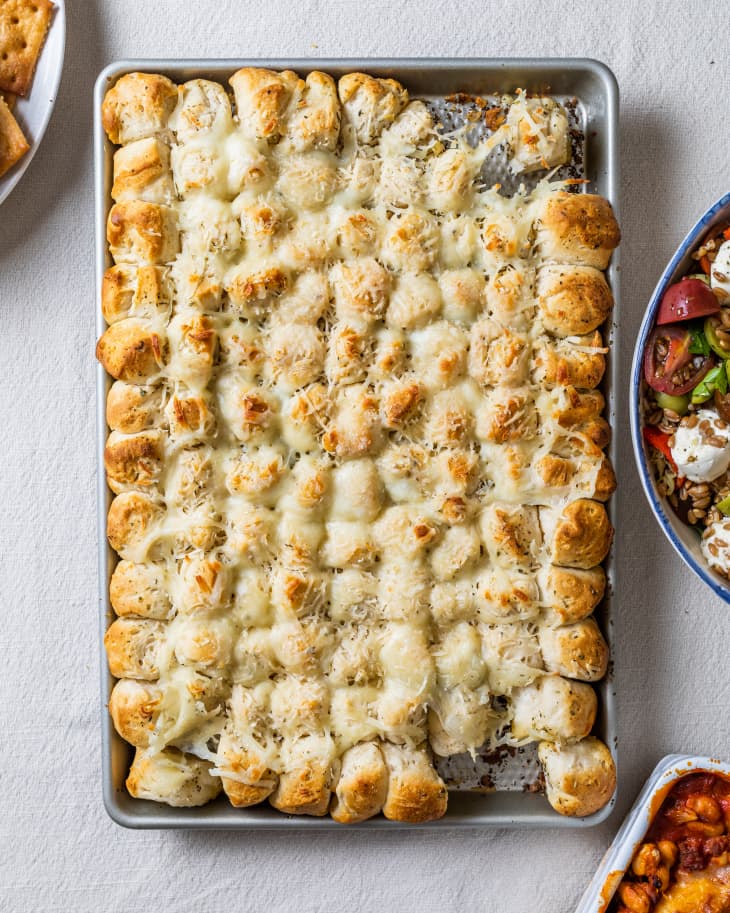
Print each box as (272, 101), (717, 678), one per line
(0, 0), (65, 206)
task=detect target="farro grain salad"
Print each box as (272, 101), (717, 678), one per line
(642, 222), (730, 578)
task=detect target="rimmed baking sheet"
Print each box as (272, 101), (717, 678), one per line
(96, 57), (619, 828)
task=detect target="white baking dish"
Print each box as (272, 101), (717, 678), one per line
(575, 754), (730, 912)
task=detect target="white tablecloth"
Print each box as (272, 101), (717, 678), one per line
(2, 1), (729, 910)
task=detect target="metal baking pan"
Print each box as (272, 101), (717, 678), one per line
(575, 755), (730, 912)
(95, 57), (620, 828)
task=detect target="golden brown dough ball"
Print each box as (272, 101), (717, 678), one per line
(380, 743), (448, 823)
(538, 737), (616, 817)
(428, 685), (493, 757)
(438, 268), (485, 325)
(503, 95), (570, 174)
(104, 617), (166, 681)
(536, 191), (620, 270)
(217, 726), (278, 808)
(102, 264), (170, 324)
(381, 209), (439, 272)
(473, 567), (541, 624)
(426, 148), (479, 212)
(285, 71), (341, 152)
(476, 386), (537, 444)
(410, 321), (468, 391)
(538, 564), (606, 625)
(386, 273), (442, 329)
(109, 679), (162, 748)
(265, 323), (325, 392)
(547, 498), (613, 569)
(224, 263), (290, 318)
(164, 393), (217, 442)
(106, 382), (163, 433)
(110, 560), (171, 620)
(126, 748), (221, 807)
(269, 735), (339, 816)
(277, 152), (339, 211)
(166, 311), (217, 389)
(107, 200), (180, 265)
(338, 73), (408, 144)
(170, 78), (233, 143)
(469, 319), (530, 387)
(111, 136), (175, 204)
(96, 319), (167, 383)
(107, 491), (164, 561)
(539, 618), (609, 682)
(479, 503), (542, 569)
(532, 332), (606, 390)
(215, 682), (278, 806)
(322, 384), (382, 459)
(104, 430), (164, 494)
(510, 675), (597, 742)
(229, 67), (301, 141)
(102, 72), (178, 145)
(330, 741), (389, 824)
(332, 257), (391, 325)
(537, 264), (614, 337)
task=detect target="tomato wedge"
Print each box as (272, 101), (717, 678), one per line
(644, 325), (714, 394)
(656, 277), (720, 324)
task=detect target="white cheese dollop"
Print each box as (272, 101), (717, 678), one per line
(711, 240), (730, 303)
(670, 409), (730, 482)
(702, 519), (730, 577)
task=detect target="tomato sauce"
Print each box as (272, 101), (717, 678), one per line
(609, 773), (730, 912)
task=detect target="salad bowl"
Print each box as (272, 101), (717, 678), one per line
(631, 191), (730, 604)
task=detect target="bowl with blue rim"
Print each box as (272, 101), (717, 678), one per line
(631, 191), (730, 603)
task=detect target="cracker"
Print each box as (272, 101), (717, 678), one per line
(0, 89), (16, 110)
(0, 0), (54, 96)
(0, 94), (29, 177)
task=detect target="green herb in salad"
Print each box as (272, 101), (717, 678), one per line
(716, 495), (730, 517)
(691, 363), (728, 404)
(688, 325), (711, 356)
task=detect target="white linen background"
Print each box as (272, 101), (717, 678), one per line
(1, 1), (728, 910)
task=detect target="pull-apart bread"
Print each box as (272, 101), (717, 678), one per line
(97, 69), (620, 822)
